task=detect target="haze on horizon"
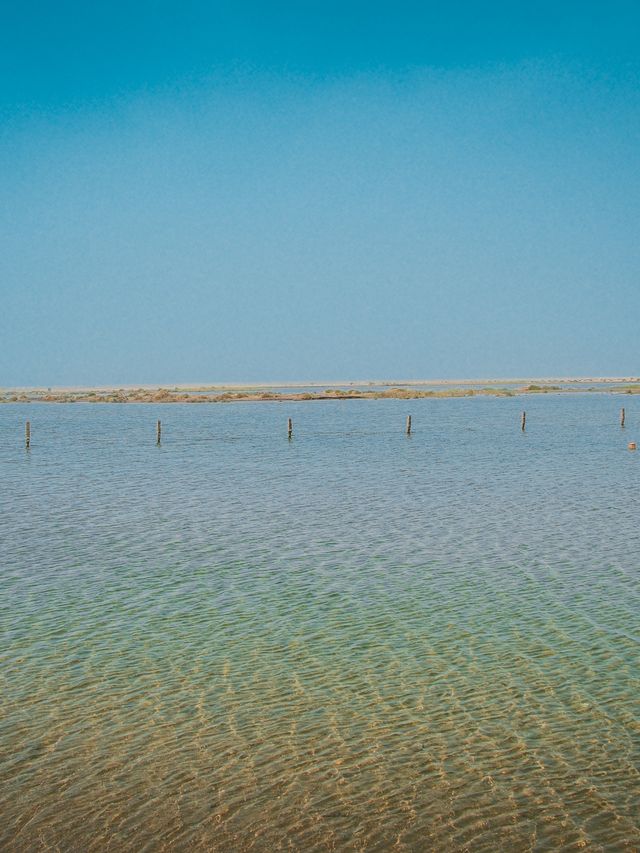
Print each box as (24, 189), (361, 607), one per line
(2, 1), (639, 387)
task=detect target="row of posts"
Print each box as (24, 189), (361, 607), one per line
(21, 409), (636, 448)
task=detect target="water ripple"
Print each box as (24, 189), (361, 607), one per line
(1, 397), (639, 850)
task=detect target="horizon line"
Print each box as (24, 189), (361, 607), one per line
(5, 375), (640, 392)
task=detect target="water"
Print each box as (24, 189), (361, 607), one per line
(1, 396), (638, 851)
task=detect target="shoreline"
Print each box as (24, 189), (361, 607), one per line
(2, 379), (640, 404)
(4, 375), (640, 394)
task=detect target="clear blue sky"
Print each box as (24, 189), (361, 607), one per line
(2, 1), (639, 385)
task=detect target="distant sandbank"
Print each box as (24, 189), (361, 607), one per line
(2, 378), (640, 403)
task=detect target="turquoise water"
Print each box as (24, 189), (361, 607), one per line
(1, 397), (638, 851)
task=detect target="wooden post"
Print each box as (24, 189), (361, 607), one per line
(521, 411), (526, 432)
(406, 415), (412, 435)
(287, 417), (293, 439)
(156, 420), (161, 445)
(621, 407), (626, 428)
(25, 420), (30, 449)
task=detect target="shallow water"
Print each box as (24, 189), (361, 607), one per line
(1, 397), (639, 851)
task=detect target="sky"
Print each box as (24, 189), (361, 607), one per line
(1, 1), (639, 385)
